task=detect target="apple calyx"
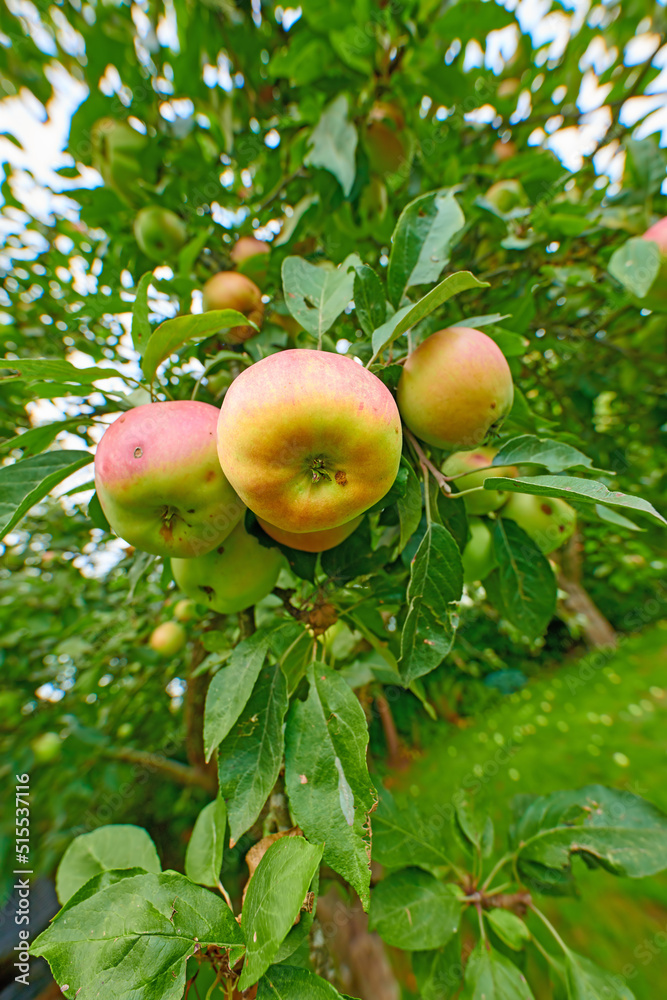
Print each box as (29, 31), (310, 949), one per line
(309, 456), (332, 484)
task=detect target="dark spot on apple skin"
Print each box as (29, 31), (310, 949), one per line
(159, 522), (173, 541)
(205, 470), (216, 482)
(199, 585), (214, 597)
(558, 524), (565, 532)
(217, 546), (225, 555)
(187, 509), (195, 514)
(490, 402), (497, 410)
(541, 503), (554, 516)
(335, 471), (347, 486)
(134, 447), (143, 458)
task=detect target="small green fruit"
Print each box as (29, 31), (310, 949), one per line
(502, 492), (576, 554)
(462, 520), (496, 584)
(149, 621), (187, 657)
(31, 731), (62, 764)
(173, 598), (197, 623)
(134, 206), (188, 262)
(485, 180), (527, 215)
(442, 446), (517, 516)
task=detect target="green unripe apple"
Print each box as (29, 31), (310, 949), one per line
(31, 731), (62, 764)
(462, 520), (497, 584)
(485, 179), (527, 215)
(501, 492), (576, 554)
(134, 206), (188, 262)
(173, 598), (197, 623)
(172, 520), (284, 615)
(149, 621), (187, 657)
(91, 117), (150, 195)
(442, 446), (517, 515)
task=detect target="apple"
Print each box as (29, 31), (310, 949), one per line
(91, 117), (150, 193)
(171, 520), (284, 614)
(462, 520), (496, 584)
(485, 179), (527, 215)
(202, 271), (265, 344)
(257, 515), (363, 552)
(501, 492), (576, 554)
(230, 236), (270, 285)
(150, 621), (187, 656)
(397, 327), (514, 451)
(95, 401), (244, 559)
(364, 102), (407, 177)
(173, 598), (197, 623)
(134, 206), (188, 262)
(492, 140), (517, 162)
(640, 217), (667, 310)
(442, 446), (517, 516)
(217, 350), (402, 533)
(231, 236), (270, 264)
(31, 732), (62, 764)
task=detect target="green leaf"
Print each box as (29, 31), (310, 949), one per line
(285, 664), (376, 908)
(0, 418), (93, 458)
(453, 800), (494, 860)
(492, 435), (602, 474)
(218, 663), (289, 846)
(511, 786), (667, 886)
(282, 253), (359, 342)
(486, 519), (557, 639)
(177, 226), (212, 276)
(461, 940), (535, 998)
(399, 523), (463, 684)
(486, 910), (531, 951)
(257, 966), (344, 999)
(594, 504), (643, 531)
(204, 628), (273, 761)
(486, 476), (666, 526)
(184, 797), (227, 888)
(354, 263), (386, 336)
(413, 935), (463, 999)
(387, 190), (465, 307)
(238, 836), (324, 990)
(32, 870), (244, 1000)
(320, 518), (388, 583)
(55, 825), (161, 905)
(88, 491), (111, 531)
(369, 869), (462, 950)
(141, 309), (256, 383)
(564, 950), (636, 999)
(0, 358), (119, 386)
(305, 94), (358, 196)
(372, 788), (454, 871)
(397, 462), (423, 553)
(0, 450), (93, 541)
(131, 271), (154, 354)
(371, 271), (488, 361)
(608, 237), (661, 299)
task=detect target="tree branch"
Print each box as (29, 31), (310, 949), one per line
(101, 745), (217, 793)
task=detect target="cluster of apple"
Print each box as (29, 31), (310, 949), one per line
(94, 284), (575, 628)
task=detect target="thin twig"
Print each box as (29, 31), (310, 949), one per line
(405, 429), (452, 494)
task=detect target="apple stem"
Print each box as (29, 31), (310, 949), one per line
(405, 430), (451, 494)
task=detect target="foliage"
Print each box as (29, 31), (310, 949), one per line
(1, 0), (666, 996)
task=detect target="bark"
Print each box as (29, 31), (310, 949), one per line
(102, 745), (216, 793)
(556, 530), (617, 649)
(316, 890), (400, 1000)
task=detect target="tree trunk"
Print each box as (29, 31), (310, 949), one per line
(316, 890), (400, 1000)
(556, 530), (617, 648)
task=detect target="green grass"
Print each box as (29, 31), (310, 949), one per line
(387, 622), (667, 998)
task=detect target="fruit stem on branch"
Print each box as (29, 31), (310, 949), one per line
(405, 430), (451, 494)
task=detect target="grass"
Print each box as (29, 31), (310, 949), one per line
(386, 622), (667, 998)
